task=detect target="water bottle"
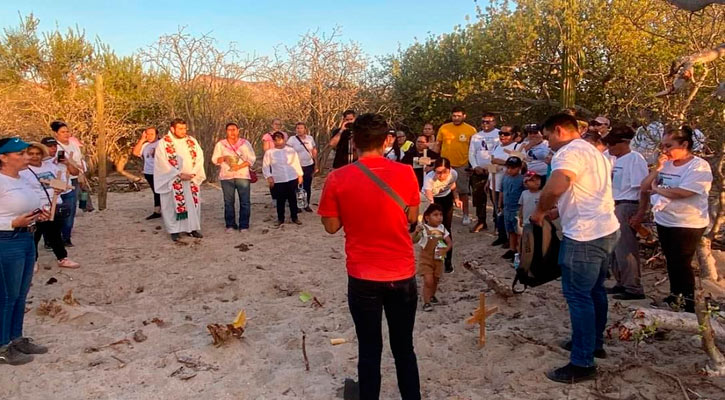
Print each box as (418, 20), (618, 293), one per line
(296, 185), (308, 209)
(513, 253), (520, 269)
(78, 191), (88, 209)
(434, 239), (447, 261)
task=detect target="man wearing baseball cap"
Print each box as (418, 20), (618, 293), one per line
(590, 117), (610, 137)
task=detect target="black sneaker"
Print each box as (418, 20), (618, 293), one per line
(606, 286), (625, 295)
(63, 239), (74, 248)
(190, 231), (203, 238)
(422, 303), (433, 312)
(0, 344), (33, 365)
(430, 296), (439, 304)
(501, 250), (516, 260)
(490, 238), (506, 246)
(613, 292), (646, 300)
(170, 233), (180, 242)
(10, 337), (47, 354)
(444, 264), (454, 273)
(546, 363), (597, 384)
(145, 212), (162, 220)
(560, 340), (607, 359)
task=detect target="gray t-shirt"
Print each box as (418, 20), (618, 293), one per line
(519, 189), (541, 226)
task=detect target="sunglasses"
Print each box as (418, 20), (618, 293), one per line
(499, 132), (512, 136)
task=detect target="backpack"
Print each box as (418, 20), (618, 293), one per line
(512, 220), (561, 293)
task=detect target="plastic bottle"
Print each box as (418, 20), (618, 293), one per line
(434, 240), (447, 260)
(296, 186), (308, 209)
(78, 191), (88, 209)
(513, 253), (520, 269)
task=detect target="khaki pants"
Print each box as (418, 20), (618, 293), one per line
(612, 203), (643, 295)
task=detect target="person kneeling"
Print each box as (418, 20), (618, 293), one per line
(413, 204), (451, 312)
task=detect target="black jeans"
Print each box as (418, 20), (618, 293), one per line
(348, 276), (420, 400)
(434, 192), (454, 271)
(656, 224), (706, 308)
(272, 179), (299, 223)
(493, 191), (507, 242)
(34, 220), (67, 261)
(144, 173), (161, 208)
(302, 164), (314, 204)
(470, 172), (488, 223)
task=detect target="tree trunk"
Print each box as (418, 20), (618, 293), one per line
(560, 0), (577, 109)
(694, 283), (725, 376)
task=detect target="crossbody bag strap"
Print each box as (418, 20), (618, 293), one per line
(353, 161), (408, 214)
(295, 135), (312, 156)
(27, 167), (53, 205)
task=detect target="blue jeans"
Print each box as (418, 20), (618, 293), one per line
(0, 231), (35, 346)
(559, 230), (619, 367)
(60, 179), (79, 241)
(348, 276), (420, 400)
(221, 179), (251, 229)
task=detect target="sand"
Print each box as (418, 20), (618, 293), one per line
(1, 177), (724, 400)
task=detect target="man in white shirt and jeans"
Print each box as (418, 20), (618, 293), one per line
(468, 113), (500, 232)
(602, 126), (649, 300)
(531, 113), (620, 384)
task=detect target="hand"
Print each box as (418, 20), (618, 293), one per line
(11, 211), (40, 228)
(655, 154), (668, 171)
(650, 179), (660, 194)
(454, 198), (463, 209)
(629, 212), (645, 228)
(546, 208), (559, 220)
(530, 209), (546, 226)
(413, 224), (423, 234)
(179, 173), (195, 181)
(473, 166), (485, 175)
(230, 164), (244, 171)
(36, 208), (51, 222)
(267, 177), (275, 188)
(298, 176), (303, 185)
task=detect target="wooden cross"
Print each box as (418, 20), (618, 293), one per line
(40, 174), (72, 222)
(504, 148), (528, 161)
(465, 293), (499, 348)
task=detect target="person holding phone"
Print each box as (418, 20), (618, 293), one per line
(329, 109), (357, 169)
(0, 137), (51, 365)
(51, 120), (84, 247)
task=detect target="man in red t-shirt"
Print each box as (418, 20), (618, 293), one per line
(319, 113), (421, 400)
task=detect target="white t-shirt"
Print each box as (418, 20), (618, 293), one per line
(652, 157), (712, 228)
(21, 161), (69, 208)
(423, 169), (458, 198)
(211, 139), (257, 181)
(287, 135), (316, 167)
(611, 151), (648, 201)
(56, 139), (84, 179)
(491, 142), (521, 191)
(262, 146), (303, 183)
(469, 129), (499, 168)
(416, 223), (450, 249)
(551, 139), (619, 241)
(524, 141), (550, 176)
(518, 189), (541, 226)
(0, 172), (42, 231)
(141, 141), (159, 175)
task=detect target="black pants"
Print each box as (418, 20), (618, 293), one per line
(470, 172), (488, 223)
(657, 224), (706, 308)
(34, 220), (67, 261)
(144, 173), (161, 208)
(348, 276), (420, 400)
(302, 164), (314, 204)
(493, 191), (507, 242)
(272, 179), (299, 223)
(434, 192), (454, 271)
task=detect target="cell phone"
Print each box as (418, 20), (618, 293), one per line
(57, 150), (65, 161)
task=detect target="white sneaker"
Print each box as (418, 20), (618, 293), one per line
(225, 228), (235, 234)
(58, 258), (80, 269)
(462, 215), (471, 226)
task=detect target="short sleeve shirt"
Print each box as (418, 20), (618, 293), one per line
(422, 169), (458, 198)
(611, 151), (648, 201)
(437, 122), (477, 167)
(502, 174), (525, 211)
(141, 141), (158, 175)
(519, 190), (541, 225)
(287, 135), (316, 167)
(652, 157), (712, 228)
(318, 156), (420, 281)
(551, 139), (619, 241)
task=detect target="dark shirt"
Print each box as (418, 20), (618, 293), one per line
(401, 148), (440, 189)
(331, 128), (356, 169)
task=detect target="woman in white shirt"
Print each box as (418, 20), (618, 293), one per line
(287, 122), (317, 212)
(20, 143), (79, 269)
(132, 127), (161, 220)
(521, 125), (550, 176)
(635, 127), (712, 313)
(51, 120), (84, 247)
(423, 158), (463, 273)
(263, 132), (304, 227)
(0, 137), (50, 365)
(212, 122), (256, 232)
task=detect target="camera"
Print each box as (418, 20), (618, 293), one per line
(57, 149), (65, 162)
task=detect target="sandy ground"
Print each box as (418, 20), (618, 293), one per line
(1, 176), (725, 400)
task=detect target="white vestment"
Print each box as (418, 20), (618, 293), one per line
(154, 133), (206, 234)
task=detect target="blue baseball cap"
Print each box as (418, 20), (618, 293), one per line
(0, 137), (30, 154)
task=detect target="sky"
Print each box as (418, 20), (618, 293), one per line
(0, 1), (478, 58)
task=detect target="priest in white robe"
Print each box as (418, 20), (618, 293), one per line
(154, 118), (206, 241)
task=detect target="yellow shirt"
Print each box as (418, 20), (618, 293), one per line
(437, 122), (477, 167)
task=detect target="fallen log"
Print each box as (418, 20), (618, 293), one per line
(627, 308), (725, 339)
(462, 261), (514, 298)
